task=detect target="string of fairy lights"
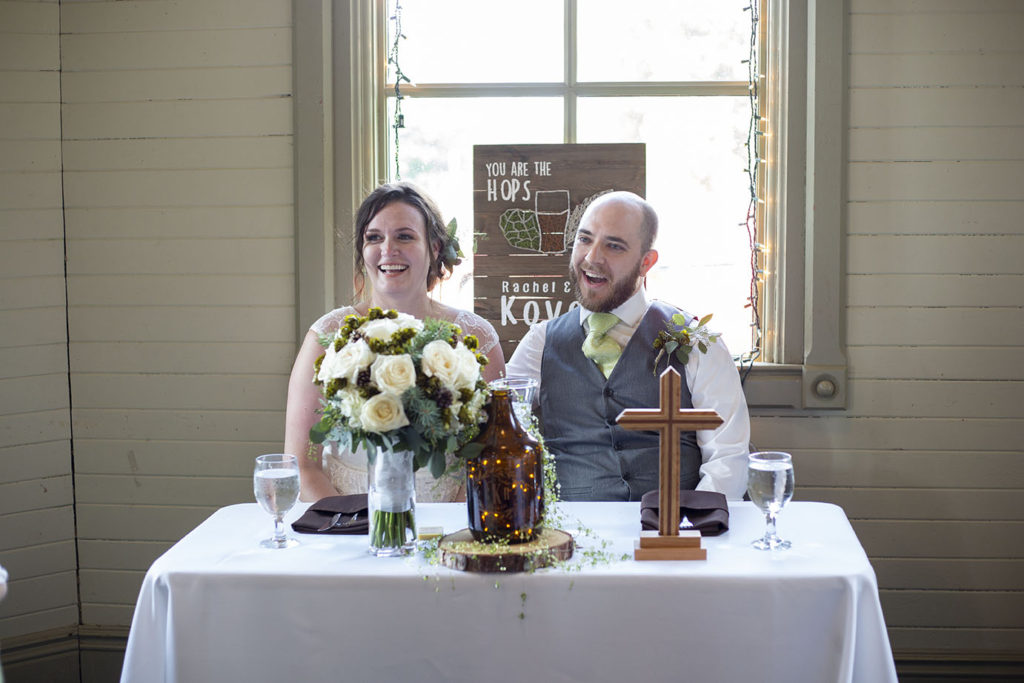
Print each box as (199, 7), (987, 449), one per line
(388, 0), (408, 180)
(740, 2), (764, 382)
(387, 2), (765, 374)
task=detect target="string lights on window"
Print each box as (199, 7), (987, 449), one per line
(740, 2), (764, 382)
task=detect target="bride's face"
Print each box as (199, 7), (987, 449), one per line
(362, 201), (436, 298)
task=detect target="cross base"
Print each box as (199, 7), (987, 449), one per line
(633, 530), (706, 561)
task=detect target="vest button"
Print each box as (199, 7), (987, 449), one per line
(613, 441), (623, 451)
(604, 388), (614, 398)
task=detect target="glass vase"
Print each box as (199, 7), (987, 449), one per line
(367, 447), (416, 557)
(466, 383), (543, 544)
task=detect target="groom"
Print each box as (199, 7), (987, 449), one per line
(506, 192), (750, 501)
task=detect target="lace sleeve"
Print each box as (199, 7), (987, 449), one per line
(452, 310), (501, 356)
(309, 305), (358, 338)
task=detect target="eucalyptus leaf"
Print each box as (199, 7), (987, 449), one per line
(458, 441), (485, 460)
(429, 451), (446, 479)
(664, 340), (679, 354)
(698, 313), (713, 327)
(698, 341), (708, 354)
(671, 313), (687, 325)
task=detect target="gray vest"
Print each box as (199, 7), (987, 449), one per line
(539, 301), (702, 501)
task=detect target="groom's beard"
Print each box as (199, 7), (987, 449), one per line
(569, 258), (645, 313)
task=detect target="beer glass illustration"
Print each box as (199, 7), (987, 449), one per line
(535, 190), (570, 253)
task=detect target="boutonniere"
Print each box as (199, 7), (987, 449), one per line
(652, 313), (718, 374)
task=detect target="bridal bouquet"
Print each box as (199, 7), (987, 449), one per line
(309, 307), (490, 476)
(309, 307), (490, 554)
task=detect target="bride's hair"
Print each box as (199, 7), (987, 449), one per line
(351, 181), (456, 300)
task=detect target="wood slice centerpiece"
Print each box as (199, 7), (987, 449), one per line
(438, 528), (574, 573)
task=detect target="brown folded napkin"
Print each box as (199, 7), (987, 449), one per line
(640, 489), (729, 536)
(291, 494), (369, 535)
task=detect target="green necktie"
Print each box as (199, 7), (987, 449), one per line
(582, 312), (622, 378)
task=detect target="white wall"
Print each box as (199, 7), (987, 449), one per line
(0, 0), (78, 645)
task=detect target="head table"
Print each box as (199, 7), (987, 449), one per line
(120, 501), (896, 683)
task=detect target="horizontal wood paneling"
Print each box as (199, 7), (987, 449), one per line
(61, 29), (291, 71)
(67, 306), (293, 343)
(63, 206), (294, 239)
(74, 475), (252, 506)
(0, 0), (75, 644)
(63, 169), (293, 208)
(60, 0), (287, 33)
(881, 591), (1024, 629)
(71, 374), (287, 410)
(854, 520), (1024, 559)
(0, 542), (77, 582)
(846, 308), (1023, 346)
(76, 505), (218, 542)
(846, 346), (1024, 380)
(848, 161), (1024, 202)
(61, 99), (292, 140)
(67, 274), (293, 307)
(786, 449), (1024, 489)
(844, 379), (1023, 419)
(847, 275), (1023, 307)
(62, 135), (292, 171)
(802, 487), (1024, 520)
(56, 0), (296, 646)
(850, 12), (1024, 52)
(72, 409), (284, 442)
(0, 442), (72, 483)
(69, 341), (295, 374)
(850, 87), (1024, 127)
(77, 540), (171, 572)
(74, 440), (285, 477)
(61, 66), (292, 103)
(847, 201), (1024, 236)
(851, 53), (1024, 88)
(751, 416), (1022, 452)
(888, 627), (1024, 655)
(874, 559), (1024, 591)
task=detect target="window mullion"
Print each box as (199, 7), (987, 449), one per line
(565, 0), (577, 143)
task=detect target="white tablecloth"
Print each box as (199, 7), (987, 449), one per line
(120, 501), (896, 683)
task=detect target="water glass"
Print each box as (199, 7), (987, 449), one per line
(254, 454), (300, 549)
(747, 451), (794, 550)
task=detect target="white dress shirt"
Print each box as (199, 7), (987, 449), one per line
(506, 288), (751, 500)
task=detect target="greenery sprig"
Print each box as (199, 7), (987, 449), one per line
(652, 313), (719, 374)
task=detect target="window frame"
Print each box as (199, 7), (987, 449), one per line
(293, 0), (848, 411)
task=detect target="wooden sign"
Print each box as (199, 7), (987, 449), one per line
(617, 367), (723, 561)
(472, 143), (645, 360)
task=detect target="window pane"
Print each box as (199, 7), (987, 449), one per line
(389, 0), (563, 84)
(577, 96), (753, 356)
(577, 0), (750, 82)
(387, 97), (564, 310)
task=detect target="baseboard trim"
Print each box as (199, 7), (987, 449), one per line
(896, 650), (1024, 680)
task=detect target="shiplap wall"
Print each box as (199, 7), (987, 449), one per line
(61, 0), (294, 631)
(751, 0), (1024, 659)
(0, 0), (79, 644)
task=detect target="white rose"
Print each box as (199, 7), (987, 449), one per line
(360, 392), (409, 433)
(318, 338), (374, 383)
(393, 313), (424, 333)
(371, 354), (416, 395)
(454, 345), (481, 390)
(420, 340), (460, 388)
(360, 318), (399, 341)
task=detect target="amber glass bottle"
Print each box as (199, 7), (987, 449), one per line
(466, 388), (543, 543)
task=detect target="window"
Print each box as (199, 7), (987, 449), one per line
(381, 0), (758, 359)
(295, 0), (849, 410)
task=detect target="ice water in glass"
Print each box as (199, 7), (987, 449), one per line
(254, 454), (300, 549)
(747, 451), (794, 550)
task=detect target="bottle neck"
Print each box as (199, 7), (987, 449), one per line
(488, 389), (519, 429)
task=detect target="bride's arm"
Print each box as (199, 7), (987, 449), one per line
(285, 330), (341, 502)
(475, 320), (506, 383)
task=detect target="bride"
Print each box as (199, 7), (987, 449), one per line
(284, 182), (505, 502)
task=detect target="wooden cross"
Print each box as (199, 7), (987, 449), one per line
(617, 366), (722, 560)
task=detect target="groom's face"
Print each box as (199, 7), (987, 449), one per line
(569, 199), (656, 312)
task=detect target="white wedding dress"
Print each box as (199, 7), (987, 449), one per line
(310, 305), (501, 503)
